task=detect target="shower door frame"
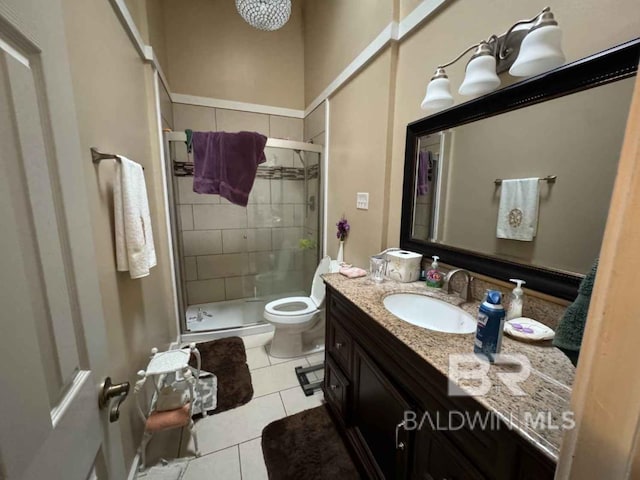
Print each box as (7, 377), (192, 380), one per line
(163, 131), (325, 337)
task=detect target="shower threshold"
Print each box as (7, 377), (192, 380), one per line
(185, 291), (306, 333)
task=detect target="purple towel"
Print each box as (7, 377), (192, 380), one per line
(192, 131), (268, 207)
(416, 150), (431, 196)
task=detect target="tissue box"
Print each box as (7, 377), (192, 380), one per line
(386, 250), (422, 283)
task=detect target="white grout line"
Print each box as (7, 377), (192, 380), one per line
(265, 345), (273, 366)
(251, 358), (307, 372)
(238, 435), (262, 445)
(185, 443), (240, 461)
(278, 390), (290, 416)
(236, 445), (242, 479)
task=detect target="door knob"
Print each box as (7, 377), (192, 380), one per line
(99, 377), (130, 423)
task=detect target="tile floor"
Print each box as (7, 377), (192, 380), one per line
(137, 333), (325, 479)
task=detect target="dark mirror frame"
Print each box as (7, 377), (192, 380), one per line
(401, 38), (640, 301)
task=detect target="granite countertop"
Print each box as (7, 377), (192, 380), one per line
(323, 273), (576, 461)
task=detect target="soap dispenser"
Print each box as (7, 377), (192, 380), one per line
(506, 279), (526, 321)
(426, 255), (444, 288)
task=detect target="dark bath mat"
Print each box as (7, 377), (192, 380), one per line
(189, 337), (253, 416)
(191, 337), (247, 370)
(262, 405), (361, 479)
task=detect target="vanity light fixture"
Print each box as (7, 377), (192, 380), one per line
(421, 6), (565, 111)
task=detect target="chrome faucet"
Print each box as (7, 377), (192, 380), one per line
(443, 269), (474, 303)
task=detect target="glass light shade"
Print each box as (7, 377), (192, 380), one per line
(421, 77), (454, 110)
(509, 24), (565, 77)
(236, 0), (291, 31)
(458, 55), (500, 96)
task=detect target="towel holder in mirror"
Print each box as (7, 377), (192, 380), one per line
(494, 175), (557, 185)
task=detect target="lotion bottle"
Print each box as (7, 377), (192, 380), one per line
(425, 255), (444, 288)
(506, 279), (526, 321)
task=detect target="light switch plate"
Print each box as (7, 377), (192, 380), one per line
(356, 192), (369, 210)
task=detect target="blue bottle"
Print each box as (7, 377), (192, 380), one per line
(474, 290), (506, 362)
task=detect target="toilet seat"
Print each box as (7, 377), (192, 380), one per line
(263, 256), (332, 357)
(265, 296), (318, 318)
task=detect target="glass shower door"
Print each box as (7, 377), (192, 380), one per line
(251, 147), (321, 300)
(166, 131), (322, 334)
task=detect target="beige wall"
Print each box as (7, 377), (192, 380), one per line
(304, 102), (326, 146)
(327, 49), (395, 268)
(440, 77), (633, 274)
(400, 0), (425, 20)
(386, 0), (640, 251)
(302, 0), (394, 105)
(146, 0), (169, 74)
(163, 0), (304, 109)
(123, 0), (147, 37)
(62, 0), (176, 469)
(304, 0), (640, 282)
(122, 0), (169, 74)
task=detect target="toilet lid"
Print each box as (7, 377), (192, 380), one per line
(310, 256), (332, 307)
(265, 296), (317, 316)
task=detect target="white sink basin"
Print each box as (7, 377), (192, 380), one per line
(383, 294), (477, 334)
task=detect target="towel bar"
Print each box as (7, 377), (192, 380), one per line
(494, 175), (556, 185)
(91, 147), (144, 170)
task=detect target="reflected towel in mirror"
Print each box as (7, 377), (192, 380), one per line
(496, 178), (540, 241)
(416, 150), (431, 196)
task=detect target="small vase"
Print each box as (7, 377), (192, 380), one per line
(337, 240), (345, 263)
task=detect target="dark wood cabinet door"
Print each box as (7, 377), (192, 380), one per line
(515, 447), (555, 480)
(324, 357), (350, 423)
(413, 426), (485, 480)
(353, 344), (413, 479)
(327, 315), (353, 376)
(325, 288), (557, 480)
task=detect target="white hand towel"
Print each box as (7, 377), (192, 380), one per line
(496, 178), (540, 241)
(114, 156), (157, 278)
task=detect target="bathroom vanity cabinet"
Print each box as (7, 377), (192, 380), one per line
(323, 286), (556, 480)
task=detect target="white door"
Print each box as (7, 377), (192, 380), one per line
(0, 1), (125, 479)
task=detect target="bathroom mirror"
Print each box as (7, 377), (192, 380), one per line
(401, 39), (640, 300)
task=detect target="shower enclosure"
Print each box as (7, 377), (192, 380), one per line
(164, 131), (323, 340)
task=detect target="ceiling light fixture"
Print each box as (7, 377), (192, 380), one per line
(236, 0), (292, 31)
(421, 6), (565, 111)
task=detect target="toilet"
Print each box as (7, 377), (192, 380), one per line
(263, 256), (332, 358)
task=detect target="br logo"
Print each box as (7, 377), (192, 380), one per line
(448, 353), (531, 397)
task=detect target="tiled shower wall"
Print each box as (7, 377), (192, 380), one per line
(171, 104), (320, 306)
